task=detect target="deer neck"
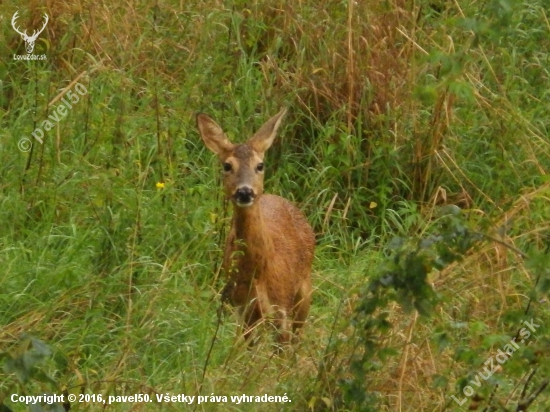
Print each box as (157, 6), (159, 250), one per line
(232, 199), (274, 277)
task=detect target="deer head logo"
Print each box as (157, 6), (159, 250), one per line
(11, 11), (49, 54)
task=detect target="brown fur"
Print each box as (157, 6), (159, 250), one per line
(196, 109), (315, 344)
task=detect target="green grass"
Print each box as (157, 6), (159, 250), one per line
(1, 0), (550, 411)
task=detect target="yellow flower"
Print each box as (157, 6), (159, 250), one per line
(156, 182), (165, 189)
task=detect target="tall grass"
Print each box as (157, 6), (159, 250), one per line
(1, 0), (549, 410)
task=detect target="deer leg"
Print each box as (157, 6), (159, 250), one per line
(242, 303), (262, 345)
(292, 279), (312, 338)
(275, 308), (292, 344)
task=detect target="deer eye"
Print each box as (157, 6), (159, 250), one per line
(223, 162), (232, 172)
(256, 162), (264, 172)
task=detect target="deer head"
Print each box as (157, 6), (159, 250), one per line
(12, 11), (49, 54)
(196, 109), (287, 208)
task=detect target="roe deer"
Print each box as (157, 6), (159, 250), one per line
(196, 108), (315, 345)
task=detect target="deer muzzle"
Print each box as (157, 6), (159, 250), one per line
(234, 186), (255, 207)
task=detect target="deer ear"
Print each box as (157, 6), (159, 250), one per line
(248, 108), (287, 154)
(196, 113), (234, 157)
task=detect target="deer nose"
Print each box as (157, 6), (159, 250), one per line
(234, 186), (255, 206)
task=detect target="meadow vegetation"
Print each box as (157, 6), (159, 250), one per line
(1, 0), (549, 410)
